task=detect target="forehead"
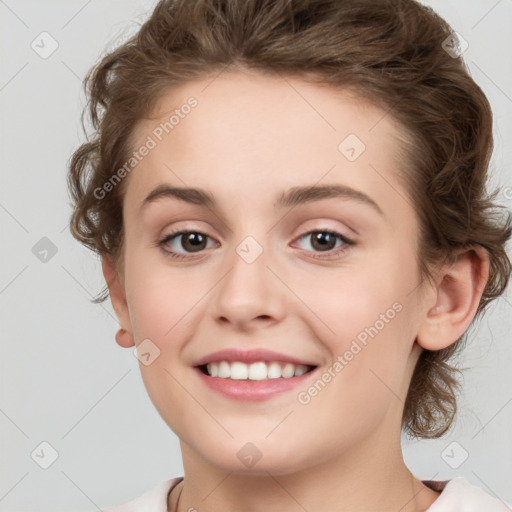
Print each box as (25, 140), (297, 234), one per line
(125, 70), (411, 218)
(133, 69), (400, 152)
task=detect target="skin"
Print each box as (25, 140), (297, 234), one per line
(102, 68), (489, 512)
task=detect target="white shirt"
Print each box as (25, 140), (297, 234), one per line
(99, 476), (512, 512)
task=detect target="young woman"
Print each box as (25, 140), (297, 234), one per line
(68, 0), (512, 510)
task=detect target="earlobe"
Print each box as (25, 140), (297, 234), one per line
(416, 246), (490, 351)
(101, 254), (135, 348)
(115, 328), (135, 349)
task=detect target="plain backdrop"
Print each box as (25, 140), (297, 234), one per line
(0, 0), (511, 510)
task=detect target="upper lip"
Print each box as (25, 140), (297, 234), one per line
(192, 348), (318, 367)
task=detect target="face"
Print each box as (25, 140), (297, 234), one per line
(113, 69), (429, 475)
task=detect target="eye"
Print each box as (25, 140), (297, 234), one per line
(156, 228), (355, 261)
(294, 230), (354, 258)
(158, 230), (218, 260)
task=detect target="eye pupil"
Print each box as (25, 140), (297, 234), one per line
(311, 232), (336, 251)
(183, 233), (207, 252)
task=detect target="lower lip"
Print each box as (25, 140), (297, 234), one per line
(195, 367), (316, 402)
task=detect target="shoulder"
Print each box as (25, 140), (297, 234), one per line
(425, 477), (512, 512)
(98, 477), (183, 512)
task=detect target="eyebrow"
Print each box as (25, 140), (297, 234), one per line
(140, 183), (383, 215)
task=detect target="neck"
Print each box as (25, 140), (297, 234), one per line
(171, 438), (440, 512)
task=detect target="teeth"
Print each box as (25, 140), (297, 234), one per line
(294, 365), (308, 377)
(267, 361), (282, 379)
(204, 361), (311, 380)
(230, 362), (248, 380)
(218, 361), (230, 378)
(248, 362), (267, 380)
(282, 363), (295, 378)
(209, 362), (219, 377)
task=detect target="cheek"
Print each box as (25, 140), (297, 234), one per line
(125, 256), (207, 342)
(302, 258), (412, 344)
(303, 250), (418, 391)
(296, 303), (414, 447)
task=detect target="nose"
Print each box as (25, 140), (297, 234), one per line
(209, 242), (288, 332)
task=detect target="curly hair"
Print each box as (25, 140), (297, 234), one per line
(67, 0), (511, 439)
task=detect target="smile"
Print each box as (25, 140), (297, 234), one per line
(193, 348), (319, 401)
(200, 361), (315, 380)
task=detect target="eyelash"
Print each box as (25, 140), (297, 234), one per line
(156, 228), (355, 261)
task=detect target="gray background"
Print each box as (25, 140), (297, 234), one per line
(0, 0), (511, 510)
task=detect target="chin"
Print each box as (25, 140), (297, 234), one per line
(194, 440), (312, 477)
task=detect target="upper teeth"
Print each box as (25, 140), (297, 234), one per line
(205, 361), (310, 380)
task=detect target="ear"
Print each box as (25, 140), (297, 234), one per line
(101, 254), (135, 348)
(416, 246), (490, 351)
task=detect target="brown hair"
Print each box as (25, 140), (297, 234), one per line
(68, 0), (511, 439)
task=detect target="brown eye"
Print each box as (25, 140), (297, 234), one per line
(294, 229), (355, 259)
(309, 232), (338, 251)
(159, 230), (216, 259)
(179, 232), (208, 252)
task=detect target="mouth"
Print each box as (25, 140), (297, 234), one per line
(193, 349), (319, 401)
(197, 361), (317, 380)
